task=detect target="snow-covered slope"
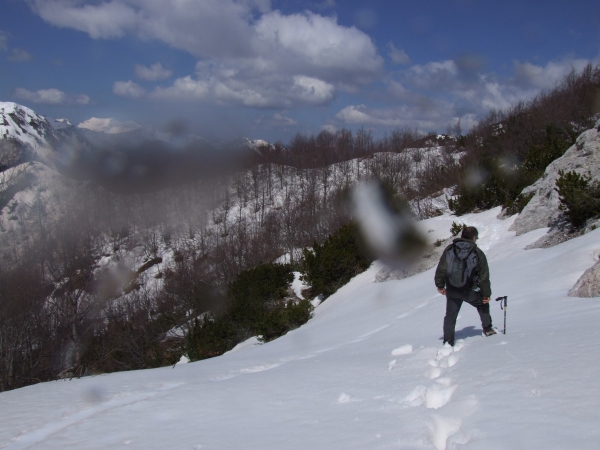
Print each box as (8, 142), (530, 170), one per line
(1, 208), (599, 449)
(0, 102), (53, 149)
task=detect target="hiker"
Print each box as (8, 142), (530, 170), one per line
(434, 226), (495, 346)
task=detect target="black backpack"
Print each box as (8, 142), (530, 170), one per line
(445, 242), (478, 291)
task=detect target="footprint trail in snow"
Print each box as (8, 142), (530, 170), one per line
(391, 338), (477, 450)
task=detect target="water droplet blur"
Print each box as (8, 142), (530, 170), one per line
(352, 180), (427, 270)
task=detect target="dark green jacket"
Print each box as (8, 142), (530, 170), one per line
(434, 238), (491, 297)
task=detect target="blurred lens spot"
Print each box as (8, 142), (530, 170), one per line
(355, 8), (378, 30)
(465, 167), (487, 187)
(352, 181), (427, 269)
(105, 154), (126, 176)
(455, 53), (485, 72)
(132, 163), (149, 178)
(162, 119), (189, 137)
(497, 154), (519, 173)
(85, 384), (108, 404)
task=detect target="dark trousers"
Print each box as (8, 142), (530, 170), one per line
(443, 290), (492, 343)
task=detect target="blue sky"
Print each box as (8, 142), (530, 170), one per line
(1, 0), (599, 143)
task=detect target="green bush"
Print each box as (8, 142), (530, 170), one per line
(81, 299), (182, 374)
(555, 170), (600, 227)
(450, 222), (466, 236)
(449, 125), (573, 216)
(228, 262), (294, 327)
(301, 223), (373, 299)
(229, 263), (293, 303)
(185, 262), (313, 360)
(185, 316), (239, 360)
(504, 192), (535, 216)
(523, 125), (573, 177)
(255, 299), (313, 342)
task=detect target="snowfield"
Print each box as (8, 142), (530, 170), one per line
(1, 207), (600, 449)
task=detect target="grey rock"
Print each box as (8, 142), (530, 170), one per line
(569, 258), (600, 298)
(524, 224), (580, 249)
(512, 119), (600, 236)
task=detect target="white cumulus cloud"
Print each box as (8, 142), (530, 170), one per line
(14, 87), (90, 105)
(291, 75), (335, 105)
(113, 81), (146, 98)
(27, 0), (138, 39)
(27, 0), (258, 57)
(387, 43), (410, 65)
(336, 105), (419, 128)
(150, 77), (209, 101)
(335, 103), (477, 133)
(134, 62), (173, 81)
(378, 55), (598, 134)
(151, 72), (334, 108)
(272, 113), (297, 126)
(253, 11), (382, 81)
(512, 58), (591, 90)
(26, 1), (382, 109)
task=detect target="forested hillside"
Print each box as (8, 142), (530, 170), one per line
(1, 65), (599, 392)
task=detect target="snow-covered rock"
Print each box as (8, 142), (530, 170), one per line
(49, 118), (73, 130)
(0, 102), (60, 168)
(0, 102), (54, 149)
(513, 119), (600, 235)
(0, 102), (117, 169)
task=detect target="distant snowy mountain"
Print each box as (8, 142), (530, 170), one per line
(216, 137), (273, 162)
(0, 101), (54, 149)
(244, 137), (271, 152)
(0, 102), (70, 168)
(2, 102), (269, 164)
(49, 118), (73, 130)
(1, 102), (271, 197)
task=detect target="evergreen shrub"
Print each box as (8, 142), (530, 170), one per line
(255, 299), (313, 342)
(555, 170), (600, 227)
(504, 192), (535, 216)
(450, 222), (467, 236)
(448, 117), (576, 216)
(185, 262), (313, 360)
(185, 317), (239, 361)
(301, 223), (373, 299)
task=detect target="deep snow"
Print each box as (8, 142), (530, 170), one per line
(1, 208), (600, 449)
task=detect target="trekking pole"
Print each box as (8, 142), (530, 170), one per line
(495, 296), (507, 334)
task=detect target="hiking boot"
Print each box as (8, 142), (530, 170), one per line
(443, 339), (455, 347)
(483, 326), (497, 337)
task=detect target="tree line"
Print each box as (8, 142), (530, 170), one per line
(2, 64), (598, 391)
(0, 127), (458, 390)
(450, 64), (600, 215)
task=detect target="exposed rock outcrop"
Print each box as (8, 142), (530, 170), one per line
(512, 119), (600, 236)
(569, 258), (600, 298)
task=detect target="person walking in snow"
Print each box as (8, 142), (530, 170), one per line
(434, 226), (495, 346)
